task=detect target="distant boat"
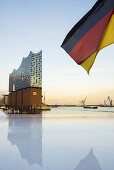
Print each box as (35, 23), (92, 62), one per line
(51, 105), (58, 108)
(83, 106), (98, 109)
(80, 97), (98, 109)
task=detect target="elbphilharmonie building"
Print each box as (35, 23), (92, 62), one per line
(9, 51), (42, 91)
(9, 51), (43, 108)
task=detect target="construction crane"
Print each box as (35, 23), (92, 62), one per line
(80, 96), (87, 106)
(104, 96), (112, 106)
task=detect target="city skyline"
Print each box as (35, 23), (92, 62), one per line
(0, 0), (114, 105)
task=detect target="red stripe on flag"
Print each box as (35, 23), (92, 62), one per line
(69, 10), (113, 64)
(113, 9), (114, 14)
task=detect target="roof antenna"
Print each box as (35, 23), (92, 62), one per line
(44, 91), (46, 104)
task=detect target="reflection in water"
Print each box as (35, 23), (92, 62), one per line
(74, 149), (102, 170)
(7, 114), (42, 167)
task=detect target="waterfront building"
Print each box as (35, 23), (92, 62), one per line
(2, 95), (9, 106)
(9, 51), (42, 92)
(9, 51), (43, 108)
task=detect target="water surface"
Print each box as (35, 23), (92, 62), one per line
(0, 107), (114, 170)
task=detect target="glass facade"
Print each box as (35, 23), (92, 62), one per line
(9, 51), (42, 92)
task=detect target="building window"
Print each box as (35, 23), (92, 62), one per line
(33, 92), (37, 95)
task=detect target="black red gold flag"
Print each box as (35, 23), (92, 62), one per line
(61, 0), (114, 73)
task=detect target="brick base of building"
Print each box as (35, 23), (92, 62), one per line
(8, 88), (42, 107)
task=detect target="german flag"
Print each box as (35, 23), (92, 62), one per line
(61, 0), (114, 73)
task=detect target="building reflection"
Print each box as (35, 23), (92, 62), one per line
(7, 114), (42, 167)
(74, 149), (102, 170)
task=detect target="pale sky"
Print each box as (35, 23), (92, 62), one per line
(0, 0), (114, 105)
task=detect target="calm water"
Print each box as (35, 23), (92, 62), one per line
(0, 107), (114, 170)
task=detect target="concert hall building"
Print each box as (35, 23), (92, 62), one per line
(9, 51), (42, 108)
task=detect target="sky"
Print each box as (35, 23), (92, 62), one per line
(0, 0), (114, 105)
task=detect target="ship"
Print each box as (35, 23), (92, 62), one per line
(83, 106), (98, 109)
(80, 97), (98, 109)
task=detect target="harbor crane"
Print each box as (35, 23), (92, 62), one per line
(80, 96), (87, 106)
(104, 96), (112, 106)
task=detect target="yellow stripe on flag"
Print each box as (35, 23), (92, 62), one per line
(81, 52), (97, 73)
(81, 14), (114, 73)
